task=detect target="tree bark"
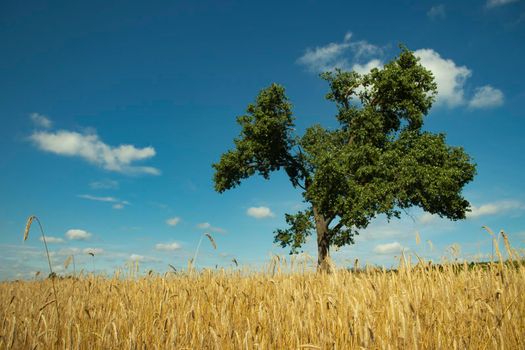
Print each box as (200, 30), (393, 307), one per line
(313, 206), (332, 273)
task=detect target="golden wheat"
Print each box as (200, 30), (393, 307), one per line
(23, 215), (35, 242)
(1, 257), (524, 349)
(21, 215), (61, 329)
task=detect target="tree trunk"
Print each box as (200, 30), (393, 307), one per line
(313, 206), (332, 273)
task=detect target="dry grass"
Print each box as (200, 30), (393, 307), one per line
(1, 257), (524, 349)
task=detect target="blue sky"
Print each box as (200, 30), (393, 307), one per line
(1, 0), (524, 279)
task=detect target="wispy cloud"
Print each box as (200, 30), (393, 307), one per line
(30, 129), (160, 175)
(89, 179), (119, 190)
(356, 221), (415, 242)
(78, 194), (119, 202)
(418, 212), (441, 225)
(468, 85), (504, 109)
(39, 236), (64, 244)
(427, 4), (446, 19)
(351, 59), (383, 75)
(373, 242), (406, 255)
(54, 247), (81, 256)
(196, 222), (226, 233)
(247, 206), (275, 219)
(30, 113), (52, 128)
(467, 200), (525, 219)
(129, 254), (160, 262)
(65, 229), (92, 241)
(486, 0), (519, 8)
(78, 194), (129, 209)
(297, 41), (350, 72)
(297, 32), (382, 73)
(166, 217), (181, 227)
(197, 222), (211, 229)
(418, 200), (524, 222)
(155, 242), (181, 251)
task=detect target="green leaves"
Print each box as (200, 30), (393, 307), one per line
(390, 130), (476, 219)
(273, 209), (314, 254)
(321, 47), (437, 137)
(213, 83), (303, 192)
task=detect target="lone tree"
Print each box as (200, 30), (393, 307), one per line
(213, 48), (476, 272)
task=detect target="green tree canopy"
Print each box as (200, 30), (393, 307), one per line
(213, 47), (476, 272)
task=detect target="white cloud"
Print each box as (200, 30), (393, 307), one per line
(30, 113), (52, 128)
(155, 242), (181, 251)
(468, 85), (504, 109)
(40, 236), (64, 244)
(129, 254), (160, 262)
(373, 242), (405, 255)
(78, 194), (129, 209)
(247, 206), (275, 219)
(30, 130), (160, 175)
(414, 49), (472, 107)
(65, 229), (92, 241)
(83, 248), (103, 255)
(196, 222), (225, 233)
(197, 222), (211, 229)
(419, 201), (523, 222)
(166, 217), (181, 226)
(486, 0), (519, 8)
(297, 32), (382, 73)
(352, 59), (383, 75)
(78, 194), (118, 202)
(415, 49), (505, 109)
(427, 5), (446, 19)
(129, 254), (144, 261)
(356, 221), (414, 242)
(297, 41), (351, 72)
(89, 179), (119, 190)
(56, 247), (81, 256)
(467, 200), (525, 219)
(352, 40), (383, 61)
(419, 212), (440, 225)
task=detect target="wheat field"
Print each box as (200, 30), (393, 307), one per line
(1, 256), (524, 350)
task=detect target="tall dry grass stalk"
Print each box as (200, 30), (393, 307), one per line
(63, 255), (73, 270)
(205, 233), (217, 250)
(1, 251), (524, 349)
(22, 215), (61, 336)
(191, 232), (217, 269)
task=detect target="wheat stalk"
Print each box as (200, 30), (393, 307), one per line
(205, 233), (217, 250)
(2, 250), (525, 348)
(21, 215), (61, 333)
(500, 230), (514, 261)
(64, 255), (73, 269)
(482, 225), (495, 237)
(23, 215), (35, 242)
(191, 233), (218, 269)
